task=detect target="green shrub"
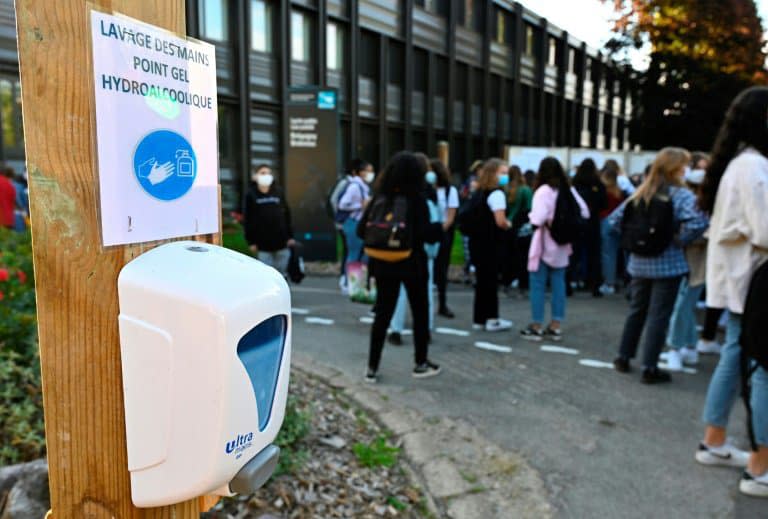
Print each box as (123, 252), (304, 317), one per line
(0, 228), (44, 465)
(353, 435), (400, 468)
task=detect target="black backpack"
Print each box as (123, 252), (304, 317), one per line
(456, 191), (487, 237)
(362, 194), (412, 262)
(740, 259), (768, 450)
(549, 187), (585, 246)
(620, 189), (675, 256)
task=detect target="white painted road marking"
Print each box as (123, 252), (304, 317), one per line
(435, 327), (470, 337)
(579, 359), (615, 369)
(359, 316), (374, 324)
(474, 341), (512, 353)
(305, 317), (334, 325)
(291, 307), (310, 315)
(540, 345), (580, 355)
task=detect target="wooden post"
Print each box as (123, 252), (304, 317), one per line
(436, 140), (449, 168)
(16, 1), (218, 516)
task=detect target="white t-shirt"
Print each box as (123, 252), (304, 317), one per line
(437, 186), (459, 221)
(486, 189), (507, 212)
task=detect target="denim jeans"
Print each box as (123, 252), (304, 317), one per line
(257, 248), (290, 277)
(343, 217), (364, 268)
(391, 258), (435, 332)
(666, 278), (705, 350)
(702, 314), (768, 446)
(601, 219), (620, 286)
(618, 276), (682, 369)
(529, 262), (566, 324)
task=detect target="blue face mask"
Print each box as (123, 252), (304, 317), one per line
(498, 174), (510, 187)
(425, 171), (437, 185)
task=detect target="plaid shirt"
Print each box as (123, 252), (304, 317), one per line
(607, 186), (709, 279)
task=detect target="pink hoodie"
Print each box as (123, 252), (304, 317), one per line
(527, 185), (590, 272)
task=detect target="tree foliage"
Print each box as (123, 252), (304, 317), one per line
(604, 0), (767, 151)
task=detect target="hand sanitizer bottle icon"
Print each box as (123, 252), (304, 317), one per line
(176, 149), (194, 177)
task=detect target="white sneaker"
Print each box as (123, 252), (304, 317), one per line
(599, 284), (616, 295)
(696, 339), (722, 355)
(695, 441), (750, 468)
(485, 318), (512, 332)
(665, 349), (684, 372)
(740, 470), (768, 498)
(680, 347), (699, 365)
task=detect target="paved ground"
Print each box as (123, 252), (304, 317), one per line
(288, 276), (765, 518)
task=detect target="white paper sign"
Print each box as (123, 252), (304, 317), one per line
(90, 10), (219, 246)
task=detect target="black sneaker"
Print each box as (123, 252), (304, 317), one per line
(438, 306), (455, 318)
(364, 369), (378, 384)
(613, 356), (631, 373)
(413, 361), (441, 379)
(520, 325), (544, 341)
(388, 332), (403, 346)
(641, 367), (671, 384)
(543, 327), (563, 341)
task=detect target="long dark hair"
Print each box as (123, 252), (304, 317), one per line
(536, 157), (569, 190)
(374, 151), (426, 197)
(700, 86), (768, 213)
(430, 158), (452, 188)
(572, 159), (600, 188)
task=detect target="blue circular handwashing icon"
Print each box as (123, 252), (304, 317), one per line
(133, 130), (197, 201)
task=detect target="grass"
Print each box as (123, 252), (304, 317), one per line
(387, 496), (408, 511)
(272, 395), (311, 476)
(352, 435), (400, 468)
(449, 229), (465, 266)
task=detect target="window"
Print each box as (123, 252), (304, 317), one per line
(525, 26), (535, 55)
(251, 0), (272, 52)
(462, 0), (483, 31)
(568, 49), (576, 73)
(291, 11), (311, 63)
(421, 0), (448, 16)
(548, 38), (557, 66)
(327, 22), (344, 71)
(495, 9), (513, 45)
(198, 0), (228, 42)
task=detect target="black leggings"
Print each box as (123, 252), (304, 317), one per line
(471, 241), (499, 324)
(368, 273), (429, 371)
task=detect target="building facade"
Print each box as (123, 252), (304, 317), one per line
(0, 0), (633, 211)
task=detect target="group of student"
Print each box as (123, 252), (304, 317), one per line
(239, 87), (768, 498)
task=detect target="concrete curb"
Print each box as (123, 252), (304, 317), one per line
(293, 352), (553, 519)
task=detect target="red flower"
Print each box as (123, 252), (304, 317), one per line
(0, 268), (8, 282)
(0, 291), (4, 300)
(17, 270), (27, 284)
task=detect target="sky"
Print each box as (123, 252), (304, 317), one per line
(517, 0), (768, 70)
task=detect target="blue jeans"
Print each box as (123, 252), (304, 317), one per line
(702, 314), (768, 445)
(601, 219), (620, 286)
(391, 258), (435, 332)
(343, 217), (364, 267)
(257, 248), (291, 277)
(666, 278), (704, 350)
(529, 262), (566, 325)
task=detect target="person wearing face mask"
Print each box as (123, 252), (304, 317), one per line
(242, 164), (295, 276)
(338, 160), (374, 276)
(469, 158), (514, 332)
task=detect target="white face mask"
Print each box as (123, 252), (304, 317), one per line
(256, 174), (274, 187)
(364, 172), (375, 183)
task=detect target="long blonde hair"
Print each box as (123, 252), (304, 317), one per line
(631, 147), (689, 204)
(477, 158), (506, 191)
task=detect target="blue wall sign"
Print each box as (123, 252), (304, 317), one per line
(133, 130), (197, 201)
(317, 91), (336, 110)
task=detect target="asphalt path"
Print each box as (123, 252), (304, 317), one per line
(289, 276), (766, 518)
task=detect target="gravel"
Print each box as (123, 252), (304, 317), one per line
(202, 370), (429, 519)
